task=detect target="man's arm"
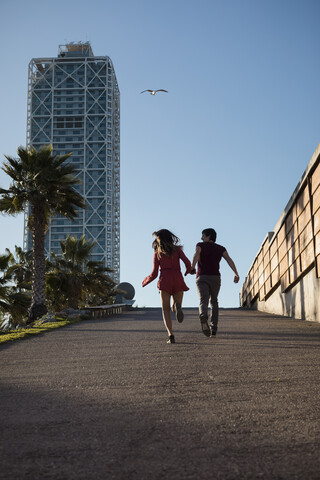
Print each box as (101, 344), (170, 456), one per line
(222, 251), (240, 283)
(190, 245), (201, 274)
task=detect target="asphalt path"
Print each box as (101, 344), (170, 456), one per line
(1, 308), (320, 479)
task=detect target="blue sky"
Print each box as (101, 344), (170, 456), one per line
(0, 0), (319, 308)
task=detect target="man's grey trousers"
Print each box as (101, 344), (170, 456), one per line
(196, 275), (221, 333)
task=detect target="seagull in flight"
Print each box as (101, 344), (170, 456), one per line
(140, 89), (168, 95)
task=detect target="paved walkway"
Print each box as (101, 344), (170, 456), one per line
(1, 308), (320, 479)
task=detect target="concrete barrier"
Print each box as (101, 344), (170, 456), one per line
(241, 143), (320, 322)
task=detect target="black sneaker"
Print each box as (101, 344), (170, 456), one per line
(210, 325), (217, 337)
(167, 334), (175, 344)
(174, 302), (184, 323)
(200, 316), (210, 337)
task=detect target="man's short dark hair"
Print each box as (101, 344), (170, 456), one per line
(202, 228), (217, 242)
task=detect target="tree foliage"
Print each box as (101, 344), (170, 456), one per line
(46, 235), (116, 311)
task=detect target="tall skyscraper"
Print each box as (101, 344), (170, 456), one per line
(24, 42), (120, 282)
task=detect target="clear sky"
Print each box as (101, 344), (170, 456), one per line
(0, 0), (319, 308)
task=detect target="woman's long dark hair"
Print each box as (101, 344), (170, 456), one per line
(152, 229), (181, 258)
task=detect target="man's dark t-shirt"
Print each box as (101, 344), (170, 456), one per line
(196, 242), (226, 277)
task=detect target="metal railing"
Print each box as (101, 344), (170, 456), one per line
(85, 304), (128, 318)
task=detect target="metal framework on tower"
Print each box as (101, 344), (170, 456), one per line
(25, 42), (120, 282)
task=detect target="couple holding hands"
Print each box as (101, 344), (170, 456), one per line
(142, 228), (239, 344)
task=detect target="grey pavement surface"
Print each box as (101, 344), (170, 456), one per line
(0, 307), (320, 480)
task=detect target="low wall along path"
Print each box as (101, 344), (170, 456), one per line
(241, 143), (320, 322)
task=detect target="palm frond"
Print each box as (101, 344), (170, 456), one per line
(0, 196), (24, 215)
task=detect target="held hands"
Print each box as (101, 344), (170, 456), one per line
(185, 267), (196, 276)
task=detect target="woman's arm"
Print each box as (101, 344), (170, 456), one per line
(178, 248), (192, 275)
(142, 253), (160, 287)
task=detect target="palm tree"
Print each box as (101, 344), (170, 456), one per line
(5, 246), (33, 293)
(0, 253), (14, 313)
(0, 145), (86, 322)
(0, 252), (30, 327)
(46, 235), (116, 310)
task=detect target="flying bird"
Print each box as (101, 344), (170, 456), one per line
(140, 89), (168, 95)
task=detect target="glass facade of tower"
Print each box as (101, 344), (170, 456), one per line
(24, 42), (120, 282)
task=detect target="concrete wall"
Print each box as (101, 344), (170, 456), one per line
(241, 144), (320, 322)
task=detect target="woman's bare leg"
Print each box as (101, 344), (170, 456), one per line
(173, 291), (184, 322)
(173, 291), (183, 307)
(160, 291), (173, 336)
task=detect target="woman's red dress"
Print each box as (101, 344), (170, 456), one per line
(142, 248), (191, 295)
